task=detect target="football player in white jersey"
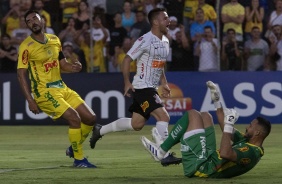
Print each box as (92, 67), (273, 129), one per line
(90, 8), (182, 166)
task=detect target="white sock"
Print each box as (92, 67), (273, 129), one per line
(100, 118), (133, 135)
(156, 121), (169, 140)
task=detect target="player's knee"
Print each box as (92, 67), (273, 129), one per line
(200, 112), (214, 128)
(131, 121), (145, 131)
(68, 115), (81, 128)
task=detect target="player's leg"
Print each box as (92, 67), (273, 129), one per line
(141, 109), (204, 161)
(150, 107), (170, 141)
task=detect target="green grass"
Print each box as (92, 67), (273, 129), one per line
(0, 125), (281, 184)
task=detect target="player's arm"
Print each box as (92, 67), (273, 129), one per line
(219, 131), (237, 162)
(219, 108), (239, 161)
(122, 55), (134, 97)
(160, 69), (170, 98)
(59, 51), (82, 73)
(17, 68), (40, 114)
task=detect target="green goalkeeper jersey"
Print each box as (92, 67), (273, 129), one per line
(194, 130), (264, 178)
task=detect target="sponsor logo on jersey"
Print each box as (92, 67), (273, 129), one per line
(140, 101), (149, 112)
(131, 40), (145, 55)
(138, 36), (143, 41)
(44, 91), (60, 108)
(44, 60), (59, 72)
(154, 94), (162, 104)
(151, 60), (165, 68)
(240, 158), (251, 165)
(22, 50), (29, 65)
(237, 146), (249, 152)
(140, 63), (144, 79)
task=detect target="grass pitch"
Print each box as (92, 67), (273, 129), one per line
(0, 125), (281, 184)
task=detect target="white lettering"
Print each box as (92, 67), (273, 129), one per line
(3, 82), (10, 120)
(261, 82), (282, 116)
(85, 91), (125, 118)
(234, 83), (256, 116)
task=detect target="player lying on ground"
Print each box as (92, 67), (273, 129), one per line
(141, 81), (271, 178)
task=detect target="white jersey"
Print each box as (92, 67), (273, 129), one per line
(127, 31), (169, 89)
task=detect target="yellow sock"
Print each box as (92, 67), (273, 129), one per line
(69, 128), (83, 160)
(80, 123), (93, 144)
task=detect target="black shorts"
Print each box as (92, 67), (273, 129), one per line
(128, 88), (164, 120)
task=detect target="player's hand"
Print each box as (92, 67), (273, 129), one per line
(28, 99), (40, 114)
(71, 61), (82, 72)
(124, 81), (135, 97)
(161, 83), (171, 98)
(223, 108), (239, 125)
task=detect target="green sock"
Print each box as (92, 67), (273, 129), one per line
(160, 111), (189, 152)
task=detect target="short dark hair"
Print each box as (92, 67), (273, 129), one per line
(256, 117), (271, 137)
(148, 8), (166, 25)
(204, 25), (212, 31)
(24, 10), (40, 23)
(251, 26), (260, 31)
(227, 28), (236, 34)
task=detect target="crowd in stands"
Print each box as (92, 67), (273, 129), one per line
(0, 0), (281, 73)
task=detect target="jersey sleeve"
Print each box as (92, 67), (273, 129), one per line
(127, 36), (148, 60)
(17, 42), (30, 69)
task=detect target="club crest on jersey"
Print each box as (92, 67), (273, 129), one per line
(22, 50), (29, 65)
(237, 146), (249, 152)
(140, 101), (149, 112)
(240, 158), (251, 165)
(44, 60), (58, 72)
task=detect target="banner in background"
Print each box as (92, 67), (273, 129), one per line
(0, 72), (281, 125)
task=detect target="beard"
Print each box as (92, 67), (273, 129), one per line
(31, 24), (42, 34)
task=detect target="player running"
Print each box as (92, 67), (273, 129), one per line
(141, 81), (271, 178)
(89, 8), (181, 166)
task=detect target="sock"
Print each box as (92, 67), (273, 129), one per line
(156, 121), (169, 140)
(69, 128), (83, 160)
(160, 112), (189, 152)
(100, 118), (133, 135)
(80, 123), (93, 144)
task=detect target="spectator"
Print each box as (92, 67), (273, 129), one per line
(221, 0), (245, 42)
(265, 0), (282, 39)
(90, 14), (110, 72)
(10, 16), (31, 49)
(190, 8), (215, 42)
(122, 1), (136, 32)
(60, 0), (80, 27)
(190, 8), (215, 70)
(75, 22), (93, 72)
(129, 10), (151, 42)
(72, 0), (90, 30)
(244, 0), (264, 41)
(183, 0), (198, 34)
(62, 41), (87, 72)
(195, 26), (219, 72)
(132, 0), (145, 12)
(114, 37), (136, 72)
(221, 28), (244, 71)
(168, 16), (180, 41)
(268, 24), (282, 71)
(58, 17), (79, 50)
(0, 34), (17, 73)
(108, 12), (128, 72)
(34, 0), (52, 28)
(192, 0), (217, 23)
(169, 25), (193, 71)
(244, 26), (269, 71)
(1, 3), (21, 36)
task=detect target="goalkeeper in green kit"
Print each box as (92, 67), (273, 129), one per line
(141, 81), (271, 178)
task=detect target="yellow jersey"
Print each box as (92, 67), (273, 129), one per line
(17, 34), (63, 97)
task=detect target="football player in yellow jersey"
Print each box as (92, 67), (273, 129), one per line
(17, 10), (97, 168)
